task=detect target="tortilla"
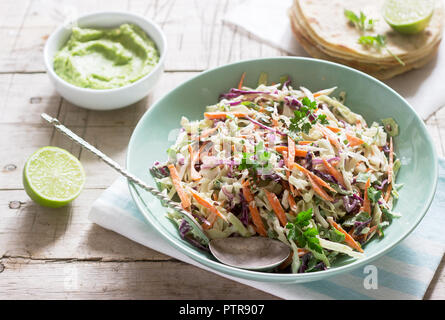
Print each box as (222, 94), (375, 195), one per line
(289, 8), (440, 79)
(288, 0), (443, 79)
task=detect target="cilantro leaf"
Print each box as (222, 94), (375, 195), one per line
(296, 208), (313, 227)
(286, 209), (323, 253)
(328, 228), (346, 243)
(344, 9), (375, 31)
(302, 97), (317, 109)
(289, 98), (326, 134)
(367, 186), (382, 204)
(317, 114), (329, 125)
(358, 35), (405, 66)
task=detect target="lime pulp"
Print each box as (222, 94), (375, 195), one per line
(383, 0), (435, 35)
(23, 146), (85, 208)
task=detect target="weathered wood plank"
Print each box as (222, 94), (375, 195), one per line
(0, 0), (286, 73)
(0, 189), (168, 261)
(0, 72), (198, 126)
(0, 258), (279, 299)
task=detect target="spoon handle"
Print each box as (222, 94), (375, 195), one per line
(40, 113), (209, 244)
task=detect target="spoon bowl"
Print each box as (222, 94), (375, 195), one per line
(209, 237), (291, 271)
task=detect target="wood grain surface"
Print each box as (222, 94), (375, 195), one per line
(0, 0), (443, 300)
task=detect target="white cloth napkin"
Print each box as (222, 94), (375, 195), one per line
(88, 159), (445, 300)
(223, 0), (445, 120)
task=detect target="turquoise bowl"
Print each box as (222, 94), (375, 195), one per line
(127, 57), (438, 283)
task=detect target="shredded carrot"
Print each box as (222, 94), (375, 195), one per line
(287, 136), (296, 166)
(264, 190), (287, 227)
(275, 145), (308, 157)
(197, 141), (211, 161)
(327, 217), (364, 253)
(167, 164), (191, 210)
(195, 126), (219, 141)
(298, 141), (313, 145)
(202, 212), (217, 230)
(360, 177), (371, 214)
(286, 137), (297, 196)
(384, 183), (392, 202)
(327, 125), (342, 133)
(282, 151), (296, 197)
(242, 181), (267, 236)
(298, 248), (310, 256)
(365, 225), (378, 241)
(238, 72), (246, 89)
(307, 174), (334, 202)
(322, 159), (345, 188)
(190, 189), (227, 223)
(293, 163), (336, 193)
(188, 145), (201, 181)
(203, 112), (247, 120)
(345, 133), (365, 147)
(318, 124), (342, 150)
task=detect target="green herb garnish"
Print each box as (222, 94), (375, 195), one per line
(238, 142), (272, 175)
(367, 186), (382, 204)
(358, 35), (405, 66)
(286, 208), (323, 254)
(289, 97), (328, 134)
(344, 9), (376, 31)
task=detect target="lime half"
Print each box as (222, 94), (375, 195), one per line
(23, 146), (85, 208)
(383, 0), (435, 34)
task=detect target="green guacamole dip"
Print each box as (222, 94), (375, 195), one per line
(53, 24), (160, 90)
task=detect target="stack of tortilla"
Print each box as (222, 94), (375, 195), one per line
(289, 0), (444, 79)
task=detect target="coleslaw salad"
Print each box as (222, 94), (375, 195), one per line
(150, 72), (401, 273)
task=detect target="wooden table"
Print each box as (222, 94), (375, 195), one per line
(0, 0), (444, 299)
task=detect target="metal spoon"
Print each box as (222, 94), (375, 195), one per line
(41, 113), (291, 271)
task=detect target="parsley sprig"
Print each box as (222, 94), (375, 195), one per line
(289, 97), (328, 134)
(286, 208), (323, 254)
(344, 9), (376, 31)
(367, 186), (382, 204)
(358, 35), (405, 66)
(238, 141), (272, 174)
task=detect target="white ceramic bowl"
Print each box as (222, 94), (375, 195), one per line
(43, 11), (167, 110)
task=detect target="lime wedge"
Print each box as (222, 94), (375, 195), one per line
(383, 0), (435, 34)
(23, 146), (85, 208)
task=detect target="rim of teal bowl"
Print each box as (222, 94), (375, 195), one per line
(127, 57), (438, 283)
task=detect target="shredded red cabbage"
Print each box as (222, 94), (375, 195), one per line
(201, 157), (240, 169)
(311, 157), (340, 165)
(375, 179), (388, 190)
(313, 169), (338, 185)
(298, 252), (312, 273)
(304, 152), (313, 170)
(353, 218), (372, 237)
(245, 116), (286, 136)
(342, 196), (361, 214)
(178, 219), (209, 252)
(284, 96), (303, 109)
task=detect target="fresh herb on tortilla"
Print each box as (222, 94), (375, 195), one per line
(358, 35), (405, 66)
(344, 9), (376, 31)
